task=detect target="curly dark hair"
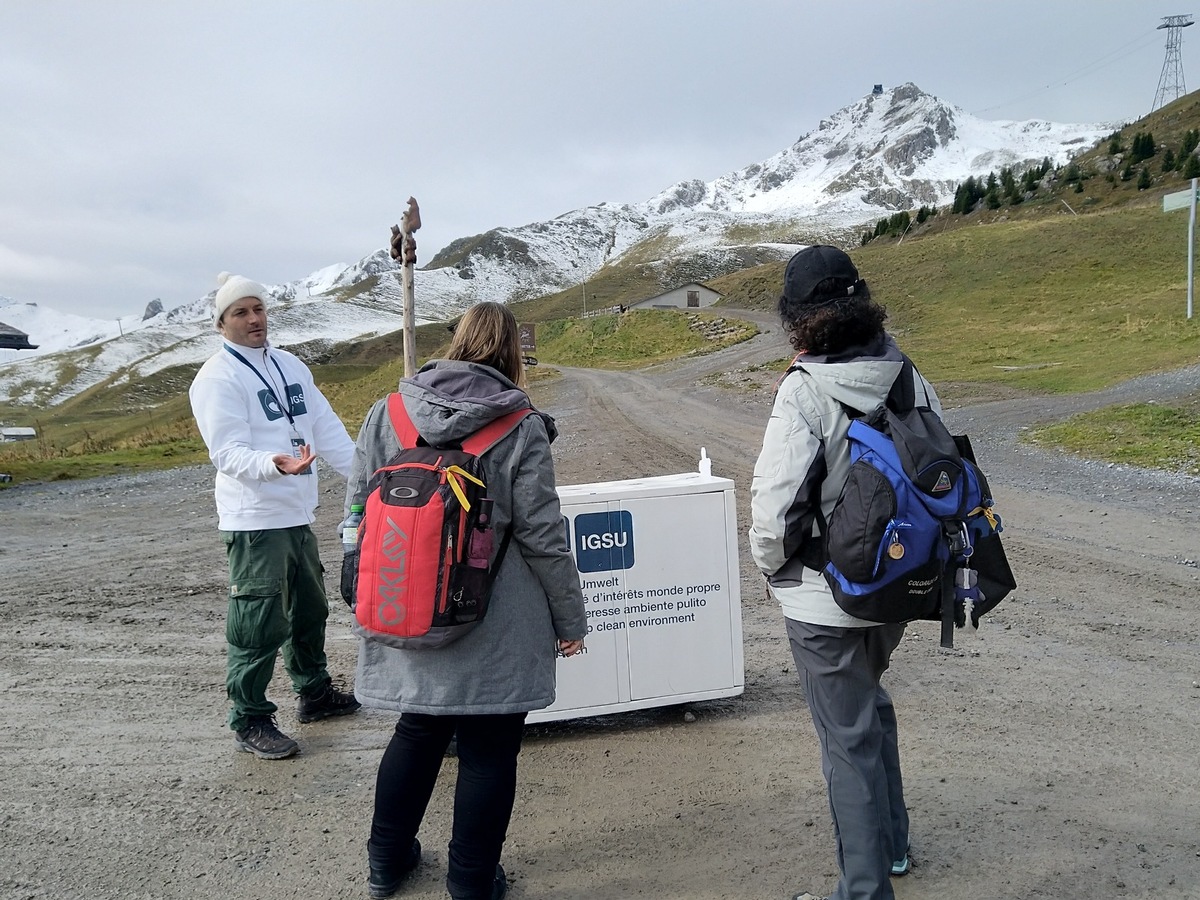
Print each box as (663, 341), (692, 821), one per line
(778, 279), (887, 355)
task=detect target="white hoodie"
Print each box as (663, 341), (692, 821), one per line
(189, 340), (355, 531)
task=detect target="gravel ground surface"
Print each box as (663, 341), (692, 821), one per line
(1, 309), (1198, 900)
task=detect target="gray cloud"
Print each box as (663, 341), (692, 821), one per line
(0, 0), (1174, 318)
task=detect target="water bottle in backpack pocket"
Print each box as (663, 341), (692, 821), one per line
(951, 453), (1015, 627)
(339, 504), (364, 608)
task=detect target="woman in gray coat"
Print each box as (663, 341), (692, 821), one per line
(345, 302), (587, 900)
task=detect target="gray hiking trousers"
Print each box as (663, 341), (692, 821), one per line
(786, 618), (908, 900)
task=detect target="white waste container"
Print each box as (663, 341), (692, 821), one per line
(528, 468), (744, 723)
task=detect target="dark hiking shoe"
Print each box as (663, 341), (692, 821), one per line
(367, 838), (420, 899)
(234, 715), (299, 760)
(297, 684), (361, 723)
(448, 864), (507, 900)
(490, 866), (508, 900)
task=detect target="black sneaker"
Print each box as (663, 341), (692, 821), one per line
(234, 715), (299, 760)
(490, 865), (508, 900)
(368, 838), (421, 899)
(297, 683), (361, 723)
(448, 864), (507, 900)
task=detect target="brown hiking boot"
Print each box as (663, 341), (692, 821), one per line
(297, 683), (361, 723)
(234, 715), (299, 760)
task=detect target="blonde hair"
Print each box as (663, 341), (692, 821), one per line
(446, 301), (526, 387)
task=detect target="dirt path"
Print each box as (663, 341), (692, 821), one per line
(2, 313), (1198, 900)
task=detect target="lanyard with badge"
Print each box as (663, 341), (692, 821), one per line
(224, 345), (312, 474)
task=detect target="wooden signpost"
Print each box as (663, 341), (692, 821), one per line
(519, 322), (538, 367)
(390, 197), (422, 376)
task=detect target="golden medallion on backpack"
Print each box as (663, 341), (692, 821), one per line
(887, 540), (905, 560)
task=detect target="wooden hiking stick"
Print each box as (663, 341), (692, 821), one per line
(390, 197), (421, 376)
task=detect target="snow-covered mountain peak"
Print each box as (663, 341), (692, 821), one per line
(1, 83), (1117, 407)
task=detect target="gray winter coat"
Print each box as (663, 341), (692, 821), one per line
(344, 360), (587, 715)
(749, 335), (942, 627)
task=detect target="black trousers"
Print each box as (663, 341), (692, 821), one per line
(370, 711), (527, 899)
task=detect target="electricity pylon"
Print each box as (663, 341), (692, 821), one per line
(1153, 14), (1194, 112)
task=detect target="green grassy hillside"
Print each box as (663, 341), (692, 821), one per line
(712, 203), (1199, 394)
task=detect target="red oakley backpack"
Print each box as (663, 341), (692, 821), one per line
(350, 394), (530, 649)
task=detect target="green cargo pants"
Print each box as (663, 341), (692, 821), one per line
(222, 525), (332, 732)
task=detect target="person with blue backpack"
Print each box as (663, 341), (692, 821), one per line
(749, 246), (938, 900)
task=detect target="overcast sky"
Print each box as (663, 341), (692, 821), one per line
(0, 1), (1186, 320)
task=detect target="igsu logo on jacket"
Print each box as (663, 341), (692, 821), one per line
(258, 384), (308, 421)
(573, 510), (634, 573)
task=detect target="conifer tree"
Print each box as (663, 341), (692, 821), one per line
(1130, 133), (1146, 163)
(953, 179), (976, 214)
(1137, 167), (1152, 190)
(1184, 153), (1200, 179)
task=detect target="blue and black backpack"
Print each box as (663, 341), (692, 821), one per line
(800, 357), (1015, 647)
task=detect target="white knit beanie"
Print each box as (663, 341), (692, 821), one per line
(213, 272), (269, 324)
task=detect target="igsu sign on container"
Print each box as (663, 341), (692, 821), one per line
(527, 463), (744, 723)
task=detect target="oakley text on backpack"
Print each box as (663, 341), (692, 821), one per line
(346, 394), (530, 649)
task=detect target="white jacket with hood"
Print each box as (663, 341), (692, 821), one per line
(189, 340), (355, 531)
(749, 335), (942, 627)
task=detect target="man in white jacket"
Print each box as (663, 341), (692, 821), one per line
(189, 272), (360, 760)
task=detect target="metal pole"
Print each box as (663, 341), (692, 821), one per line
(1189, 178), (1196, 320)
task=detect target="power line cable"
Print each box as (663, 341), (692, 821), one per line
(973, 29), (1161, 116)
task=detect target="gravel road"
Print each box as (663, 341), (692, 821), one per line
(1, 310), (1198, 900)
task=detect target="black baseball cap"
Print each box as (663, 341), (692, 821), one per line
(782, 245), (862, 305)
